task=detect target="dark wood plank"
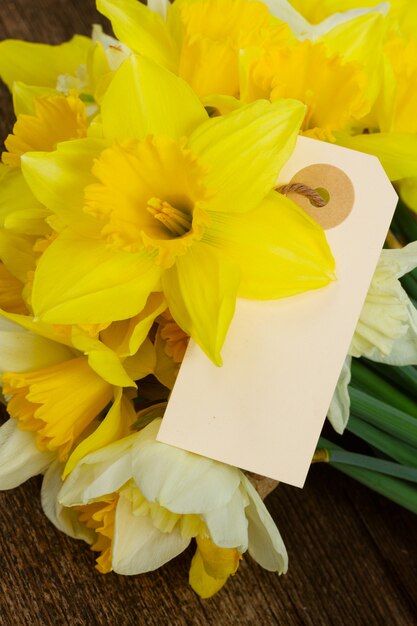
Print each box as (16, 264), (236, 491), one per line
(0, 1), (416, 624)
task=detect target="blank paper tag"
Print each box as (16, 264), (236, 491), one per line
(157, 137), (398, 487)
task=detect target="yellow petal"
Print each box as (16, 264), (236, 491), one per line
(317, 12), (387, 105)
(21, 138), (105, 229)
(12, 82), (57, 116)
(32, 234), (162, 324)
(334, 131), (417, 181)
(70, 327), (137, 388)
(162, 244), (240, 366)
(0, 165), (49, 236)
(189, 537), (240, 599)
(97, 0), (178, 71)
(0, 264), (26, 314)
(100, 54), (207, 141)
(204, 190), (335, 299)
(0, 35), (92, 91)
(188, 99), (305, 214)
(100, 292), (166, 357)
(63, 389), (135, 477)
(0, 229), (35, 283)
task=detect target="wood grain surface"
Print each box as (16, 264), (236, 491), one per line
(0, 2), (416, 624)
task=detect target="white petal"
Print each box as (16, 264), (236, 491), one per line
(327, 356), (352, 435)
(262, 0), (389, 40)
(59, 435), (136, 505)
(0, 316), (73, 375)
(147, 0), (169, 19)
(350, 243), (417, 365)
(241, 475), (288, 573)
(0, 419), (55, 489)
(203, 485), (249, 551)
(112, 493), (190, 574)
(132, 419), (241, 514)
(41, 460), (95, 543)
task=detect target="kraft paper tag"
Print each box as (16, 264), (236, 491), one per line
(157, 136), (398, 488)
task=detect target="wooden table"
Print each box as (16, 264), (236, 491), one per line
(0, 2), (416, 624)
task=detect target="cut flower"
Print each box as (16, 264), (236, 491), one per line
(58, 418), (288, 597)
(22, 54), (335, 365)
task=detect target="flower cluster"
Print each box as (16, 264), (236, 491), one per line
(0, 0), (416, 596)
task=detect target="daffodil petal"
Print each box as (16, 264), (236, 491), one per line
(0, 35), (93, 91)
(189, 549), (228, 599)
(41, 460), (95, 543)
(0, 419), (55, 489)
(0, 316), (73, 374)
(204, 191), (334, 299)
(162, 244), (240, 365)
(242, 475), (288, 573)
(97, 0), (177, 71)
(101, 54), (207, 141)
(12, 82), (57, 116)
(327, 356), (352, 434)
(32, 234), (161, 324)
(0, 165), (48, 235)
(64, 390), (135, 478)
(132, 420), (241, 514)
(59, 435), (137, 504)
(188, 99), (305, 213)
(21, 138), (105, 228)
(335, 132), (417, 181)
(112, 494), (190, 574)
(0, 229), (35, 283)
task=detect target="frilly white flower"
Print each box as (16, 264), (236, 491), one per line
(328, 242), (417, 434)
(58, 418), (287, 597)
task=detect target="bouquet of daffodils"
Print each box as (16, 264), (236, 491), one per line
(0, 0), (417, 598)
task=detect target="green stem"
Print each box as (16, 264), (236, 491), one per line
(351, 359), (417, 418)
(347, 415), (417, 468)
(363, 360), (417, 400)
(318, 437), (417, 515)
(350, 387), (417, 446)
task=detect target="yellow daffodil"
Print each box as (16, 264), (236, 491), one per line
(97, 0), (293, 99)
(21, 54), (334, 365)
(240, 39), (369, 140)
(58, 418), (288, 597)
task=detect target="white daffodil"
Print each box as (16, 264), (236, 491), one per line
(59, 418), (287, 598)
(328, 242), (417, 433)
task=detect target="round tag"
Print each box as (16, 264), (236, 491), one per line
(285, 164), (355, 230)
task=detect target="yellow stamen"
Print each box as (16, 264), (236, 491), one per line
(147, 197), (192, 237)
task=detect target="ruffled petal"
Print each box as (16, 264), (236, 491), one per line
(162, 243), (240, 365)
(100, 54), (207, 141)
(188, 99), (305, 214)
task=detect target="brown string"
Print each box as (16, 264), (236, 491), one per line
(276, 182), (327, 207)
